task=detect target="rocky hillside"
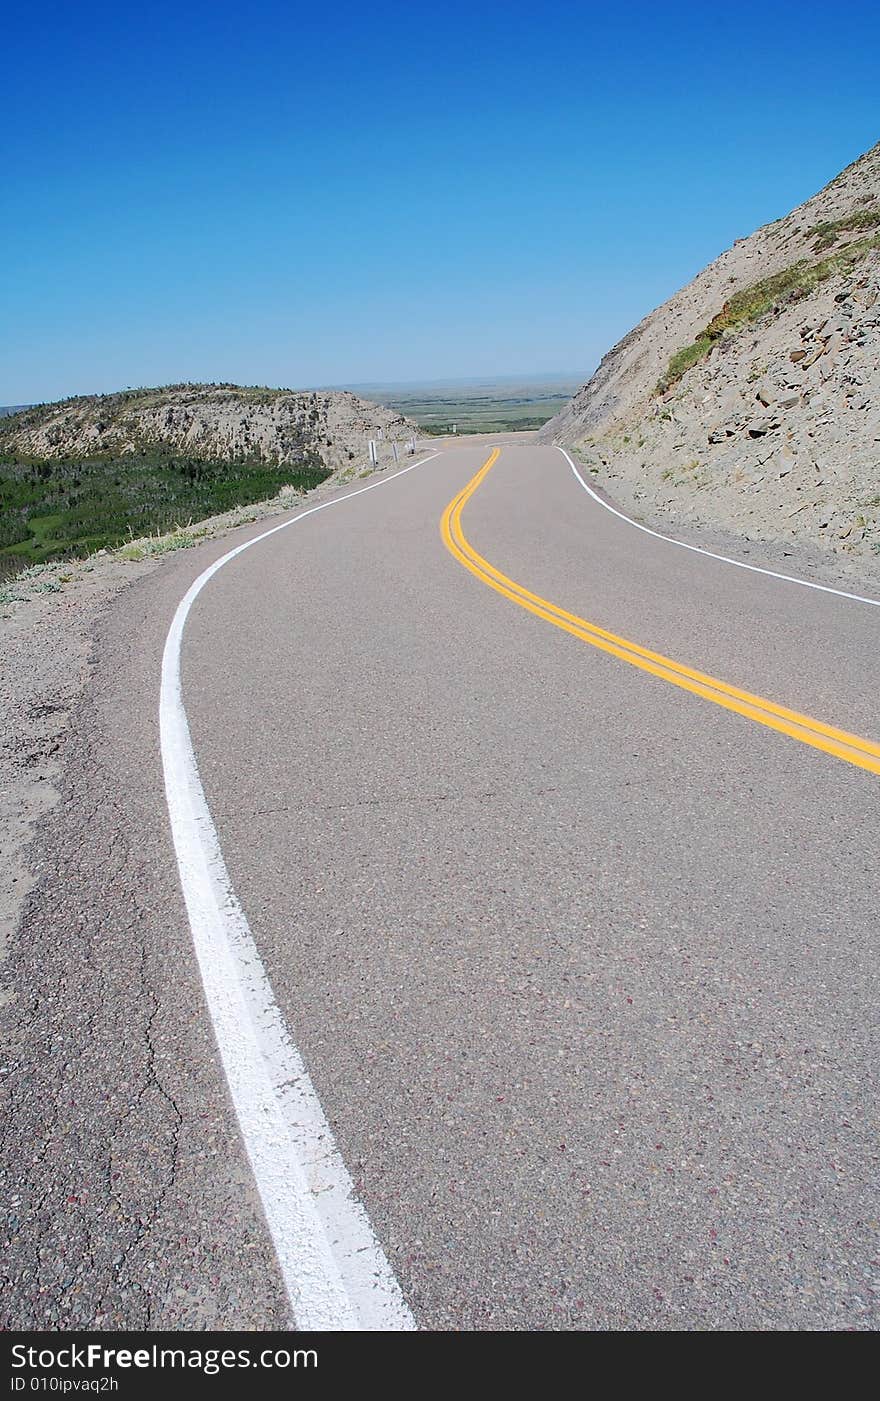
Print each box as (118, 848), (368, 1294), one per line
(0, 383), (416, 472)
(540, 142), (880, 572)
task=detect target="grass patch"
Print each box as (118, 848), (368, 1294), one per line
(703, 234), (880, 338)
(663, 338), (714, 391)
(0, 446), (330, 571)
(656, 233), (880, 393)
(807, 208), (880, 252)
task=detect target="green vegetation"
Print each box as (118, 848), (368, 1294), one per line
(664, 338), (714, 389)
(705, 236), (880, 338)
(345, 376), (585, 434)
(420, 413), (554, 434)
(807, 208), (880, 252)
(656, 232), (880, 393)
(0, 446), (329, 571)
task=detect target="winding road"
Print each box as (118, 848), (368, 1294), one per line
(6, 438), (879, 1331)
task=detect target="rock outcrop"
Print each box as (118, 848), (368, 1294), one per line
(0, 383), (416, 473)
(540, 142), (880, 570)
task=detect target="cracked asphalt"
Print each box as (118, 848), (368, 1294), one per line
(3, 439), (879, 1329)
(1, 556), (289, 1329)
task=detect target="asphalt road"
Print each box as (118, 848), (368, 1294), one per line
(5, 440), (879, 1329)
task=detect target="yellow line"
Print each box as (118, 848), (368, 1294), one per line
(440, 449), (880, 777)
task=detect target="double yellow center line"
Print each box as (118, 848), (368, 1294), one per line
(440, 449), (880, 777)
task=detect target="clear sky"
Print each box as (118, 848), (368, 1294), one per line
(3, 0), (879, 404)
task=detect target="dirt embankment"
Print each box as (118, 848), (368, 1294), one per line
(540, 141), (880, 579)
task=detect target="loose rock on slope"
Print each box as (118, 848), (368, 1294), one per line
(540, 141), (880, 574)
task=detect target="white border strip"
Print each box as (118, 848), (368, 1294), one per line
(557, 446), (880, 608)
(159, 455), (439, 1330)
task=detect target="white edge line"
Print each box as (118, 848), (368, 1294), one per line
(557, 446), (880, 608)
(159, 454), (440, 1331)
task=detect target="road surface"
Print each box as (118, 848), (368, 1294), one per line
(4, 440), (879, 1330)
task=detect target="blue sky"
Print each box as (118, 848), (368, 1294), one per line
(3, 0), (879, 403)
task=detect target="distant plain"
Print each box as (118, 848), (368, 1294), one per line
(339, 373), (585, 434)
